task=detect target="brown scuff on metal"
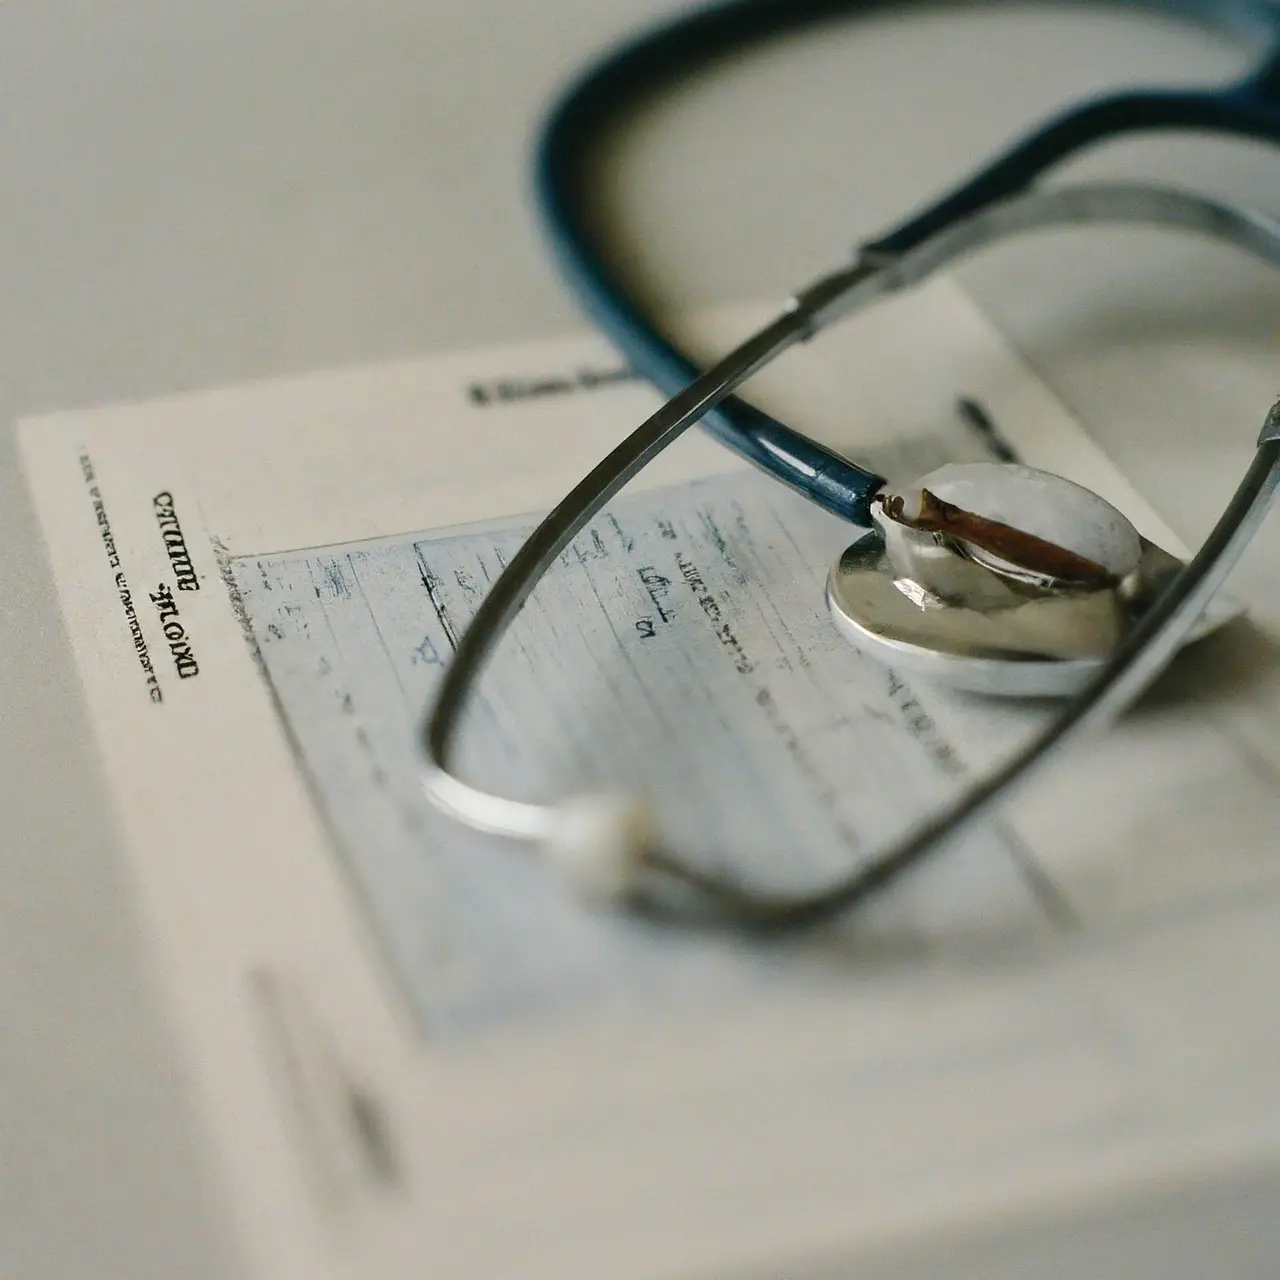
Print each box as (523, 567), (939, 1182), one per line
(878, 489), (1119, 590)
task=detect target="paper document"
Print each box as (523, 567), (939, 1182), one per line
(18, 280), (1280, 1280)
(231, 467), (1052, 1035)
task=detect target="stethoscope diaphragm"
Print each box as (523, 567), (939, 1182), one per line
(826, 461), (1242, 696)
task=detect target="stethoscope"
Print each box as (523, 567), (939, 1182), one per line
(421, 0), (1280, 930)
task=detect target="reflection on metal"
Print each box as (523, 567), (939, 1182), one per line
(826, 527), (1240, 698)
(878, 488), (1121, 591)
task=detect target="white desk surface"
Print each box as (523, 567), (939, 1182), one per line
(2, 5), (1277, 1278)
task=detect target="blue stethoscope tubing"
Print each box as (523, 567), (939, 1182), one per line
(532, 0), (1280, 527)
(417, 1), (1280, 928)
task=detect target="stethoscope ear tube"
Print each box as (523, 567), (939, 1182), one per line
(645, 423), (1280, 932)
(421, 407), (1280, 932)
(421, 183), (1280, 930)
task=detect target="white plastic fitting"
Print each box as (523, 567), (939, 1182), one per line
(541, 792), (650, 902)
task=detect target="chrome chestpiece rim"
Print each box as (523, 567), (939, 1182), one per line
(826, 461), (1238, 696)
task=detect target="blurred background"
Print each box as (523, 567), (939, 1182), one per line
(1, 3), (1277, 1277)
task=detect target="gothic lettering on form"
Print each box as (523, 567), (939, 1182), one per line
(152, 491), (200, 591)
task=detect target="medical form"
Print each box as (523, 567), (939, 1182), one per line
(17, 279), (1280, 1280)
(231, 462), (1056, 1033)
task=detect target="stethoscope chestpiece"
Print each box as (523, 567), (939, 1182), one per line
(826, 461), (1240, 697)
